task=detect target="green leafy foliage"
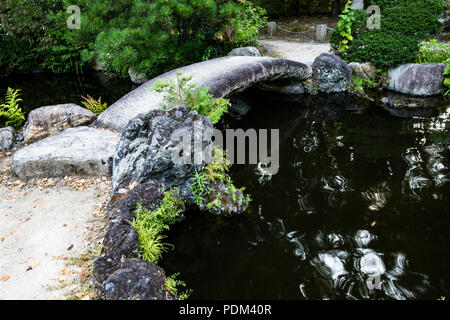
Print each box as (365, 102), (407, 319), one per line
(0, 0), (86, 75)
(350, 76), (379, 93)
(1, 1), (265, 77)
(190, 147), (251, 209)
(66, 0), (266, 78)
(190, 170), (212, 205)
(81, 95), (108, 116)
(165, 273), (193, 300)
(417, 39), (450, 64)
(153, 73), (230, 124)
(335, 1), (356, 53)
(330, 0), (445, 69)
(443, 61), (450, 96)
(0, 88), (26, 129)
(131, 189), (184, 263)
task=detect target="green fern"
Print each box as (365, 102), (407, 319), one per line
(131, 188), (184, 263)
(0, 88), (26, 130)
(165, 273), (193, 300)
(152, 73), (230, 124)
(81, 95), (107, 116)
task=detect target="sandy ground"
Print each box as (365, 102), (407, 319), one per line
(0, 152), (111, 300)
(259, 40), (332, 65)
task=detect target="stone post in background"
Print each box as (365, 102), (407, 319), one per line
(351, 0), (364, 10)
(267, 22), (276, 38)
(316, 24), (327, 41)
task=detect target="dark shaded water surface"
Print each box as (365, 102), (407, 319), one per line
(0, 72), (134, 115)
(162, 90), (450, 300)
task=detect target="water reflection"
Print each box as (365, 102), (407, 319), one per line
(162, 92), (450, 300)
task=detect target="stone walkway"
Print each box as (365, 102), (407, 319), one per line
(0, 154), (110, 299)
(259, 40), (332, 65)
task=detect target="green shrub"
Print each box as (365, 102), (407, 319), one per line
(0, 0), (86, 75)
(443, 59), (450, 96)
(81, 95), (108, 116)
(416, 39), (450, 64)
(153, 73), (230, 124)
(165, 273), (193, 300)
(190, 147), (251, 209)
(67, 0), (267, 78)
(330, 0), (445, 69)
(131, 189), (184, 263)
(0, 88), (26, 130)
(349, 76), (379, 93)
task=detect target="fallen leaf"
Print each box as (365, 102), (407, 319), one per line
(0, 275), (10, 281)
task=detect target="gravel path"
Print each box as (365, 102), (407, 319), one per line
(0, 153), (110, 300)
(259, 40), (332, 65)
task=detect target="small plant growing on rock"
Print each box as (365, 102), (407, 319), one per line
(152, 73), (230, 124)
(190, 147), (251, 211)
(350, 77), (379, 93)
(131, 188), (184, 263)
(81, 95), (107, 116)
(0, 87), (26, 130)
(165, 272), (193, 300)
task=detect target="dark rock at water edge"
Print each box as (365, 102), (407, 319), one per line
(379, 92), (442, 118)
(112, 105), (213, 192)
(311, 54), (352, 93)
(98, 258), (176, 300)
(107, 180), (166, 221)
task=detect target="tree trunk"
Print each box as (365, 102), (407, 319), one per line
(331, 0), (342, 17)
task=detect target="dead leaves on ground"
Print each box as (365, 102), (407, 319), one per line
(0, 275), (10, 281)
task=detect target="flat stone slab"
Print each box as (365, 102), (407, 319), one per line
(11, 127), (120, 179)
(94, 56), (312, 132)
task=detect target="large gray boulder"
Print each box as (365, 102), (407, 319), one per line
(388, 63), (445, 96)
(0, 127), (15, 152)
(22, 103), (96, 144)
(312, 53), (352, 93)
(348, 62), (377, 80)
(112, 105), (213, 192)
(11, 126), (119, 179)
(94, 56), (312, 132)
(228, 46), (261, 57)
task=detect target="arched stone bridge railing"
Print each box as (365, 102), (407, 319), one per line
(11, 57), (311, 179)
(94, 56), (312, 132)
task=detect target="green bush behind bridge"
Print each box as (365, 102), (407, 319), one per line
(330, 0), (446, 69)
(0, 0), (267, 78)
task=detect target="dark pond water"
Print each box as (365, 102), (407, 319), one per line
(2, 72), (449, 300)
(161, 89), (450, 300)
(0, 72), (134, 115)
